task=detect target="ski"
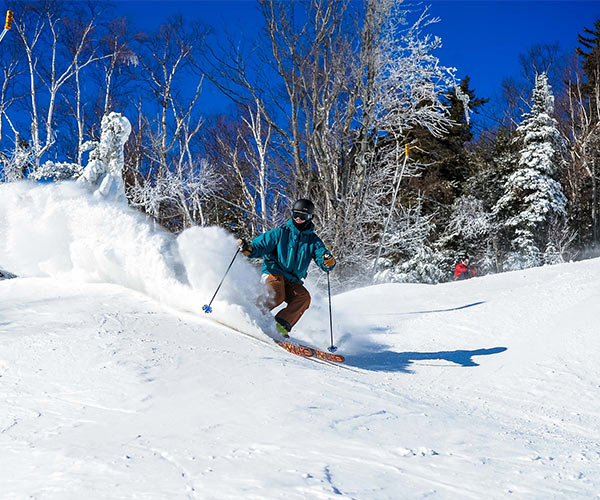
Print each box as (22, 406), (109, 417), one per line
(274, 339), (345, 363)
(202, 315), (346, 363)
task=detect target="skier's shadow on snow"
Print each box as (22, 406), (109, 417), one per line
(347, 347), (507, 373)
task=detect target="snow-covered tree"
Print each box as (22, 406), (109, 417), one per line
(79, 112), (132, 202)
(437, 195), (495, 274)
(544, 218), (578, 264)
(327, 3), (461, 271)
(374, 6), (460, 139)
(1, 139), (32, 182)
(29, 161), (83, 182)
(494, 72), (568, 270)
(390, 245), (448, 284)
(373, 200), (447, 284)
(444, 195), (492, 243)
(127, 159), (221, 229)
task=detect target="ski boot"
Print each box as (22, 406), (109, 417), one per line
(275, 318), (291, 338)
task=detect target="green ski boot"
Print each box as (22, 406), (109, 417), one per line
(275, 318), (291, 338)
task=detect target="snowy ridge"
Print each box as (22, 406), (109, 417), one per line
(1, 181), (600, 498)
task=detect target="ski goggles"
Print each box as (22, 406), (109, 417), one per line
(292, 210), (312, 221)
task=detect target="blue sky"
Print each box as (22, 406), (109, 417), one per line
(426, 1), (600, 97)
(118, 0), (600, 120)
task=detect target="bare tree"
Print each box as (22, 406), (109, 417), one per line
(518, 42), (564, 87)
(126, 16), (217, 231)
(13, 1), (105, 169)
(60, 2), (112, 165)
(242, 98), (273, 233)
(204, 0), (459, 281)
(0, 58), (21, 146)
(567, 68), (600, 243)
(99, 17), (137, 116)
(134, 16), (207, 173)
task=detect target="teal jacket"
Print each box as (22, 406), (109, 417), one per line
(248, 219), (334, 283)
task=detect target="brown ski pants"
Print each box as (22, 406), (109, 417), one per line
(264, 273), (311, 328)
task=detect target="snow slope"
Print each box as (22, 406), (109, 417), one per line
(1, 181), (599, 499)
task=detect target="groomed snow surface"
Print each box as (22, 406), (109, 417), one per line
(1, 182), (599, 499)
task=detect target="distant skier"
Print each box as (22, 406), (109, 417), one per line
(238, 199), (336, 338)
(454, 256), (476, 280)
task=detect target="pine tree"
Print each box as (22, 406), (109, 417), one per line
(407, 76), (488, 210)
(494, 73), (568, 270)
(577, 19), (600, 120)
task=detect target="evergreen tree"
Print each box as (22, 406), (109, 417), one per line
(494, 73), (568, 269)
(462, 128), (520, 273)
(438, 194), (493, 269)
(407, 77), (488, 213)
(466, 128), (518, 212)
(577, 19), (600, 119)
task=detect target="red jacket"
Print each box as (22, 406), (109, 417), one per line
(454, 262), (476, 280)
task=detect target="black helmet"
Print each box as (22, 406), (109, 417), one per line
(292, 198), (315, 219)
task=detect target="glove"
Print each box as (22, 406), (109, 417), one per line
(237, 238), (252, 256)
(323, 253), (336, 270)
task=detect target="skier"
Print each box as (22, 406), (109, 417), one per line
(454, 256), (477, 280)
(238, 199), (336, 338)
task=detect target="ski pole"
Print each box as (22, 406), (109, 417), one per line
(326, 269), (337, 352)
(202, 246), (241, 314)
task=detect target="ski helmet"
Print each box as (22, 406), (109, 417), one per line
(292, 198), (315, 221)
